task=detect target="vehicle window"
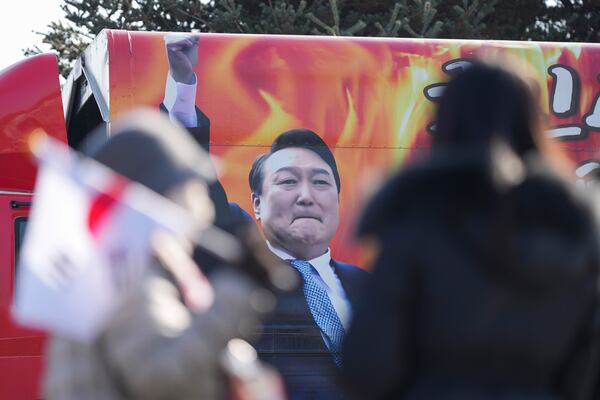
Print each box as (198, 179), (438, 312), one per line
(14, 217), (27, 272)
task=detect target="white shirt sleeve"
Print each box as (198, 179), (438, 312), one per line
(163, 73), (198, 128)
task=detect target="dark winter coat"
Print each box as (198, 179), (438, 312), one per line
(342, 149), (600, 400)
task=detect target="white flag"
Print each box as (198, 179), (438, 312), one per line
(12, 136), (198, 342)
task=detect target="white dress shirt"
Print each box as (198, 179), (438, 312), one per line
(266, 242), (352, 331)
(163, 73), (198, 128)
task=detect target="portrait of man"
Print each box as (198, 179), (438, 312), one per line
(160, 34), (369, 399)
(249, 129), (369, 399)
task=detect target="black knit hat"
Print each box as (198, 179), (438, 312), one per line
(89, 108), (216, 196)
(249, 128), (340, 195)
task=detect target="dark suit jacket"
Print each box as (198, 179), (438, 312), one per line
(256, 260), (369, 400)
(159, 103), (210, 152)
(159, 104), (235, 230)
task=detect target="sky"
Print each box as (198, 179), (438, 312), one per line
(0, 0), (65, 71)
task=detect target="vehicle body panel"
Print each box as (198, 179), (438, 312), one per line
(0, 53), (66, 399)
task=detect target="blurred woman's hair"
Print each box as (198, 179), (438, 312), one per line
(432, 59), (578, 281)
(433, 59), (572, 171)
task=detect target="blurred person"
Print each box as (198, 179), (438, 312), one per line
(342, 62), (600, 399)
(249, 129), (369, 400)
(43, 110), (288, 400)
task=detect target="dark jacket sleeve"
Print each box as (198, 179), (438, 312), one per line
(342, 227), (419, 399)
(555, 253), (600, 400)
(159, 104), (210, 153)
(159, 103), (234, 231)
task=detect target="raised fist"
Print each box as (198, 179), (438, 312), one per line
(165, 34), (200, 84)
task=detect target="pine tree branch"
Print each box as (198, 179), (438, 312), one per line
(330, 0), (340, 35)
(401, 17), (420, 37)
(305, 12), (337, 35)
(375, 3), (402, 37)
(344, 20), (367, 36)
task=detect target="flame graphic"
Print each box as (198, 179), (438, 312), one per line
(108, 32), (600, 268)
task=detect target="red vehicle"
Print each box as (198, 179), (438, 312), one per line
(0, 53), (66, 399)
(1, 30), (599, 398)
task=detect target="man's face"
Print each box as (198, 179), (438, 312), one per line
(252, 147), (340, 260)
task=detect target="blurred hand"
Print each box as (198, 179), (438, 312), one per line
(151, 230), (214, 313)
(229, 365), (287, 400)
(165, 35), (200, 84)
(223, 339), (287, 400)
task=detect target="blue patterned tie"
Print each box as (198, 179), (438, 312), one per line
(289, 259), (345, 367)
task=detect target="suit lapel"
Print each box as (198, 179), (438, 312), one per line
(330, 259), (361, 309)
